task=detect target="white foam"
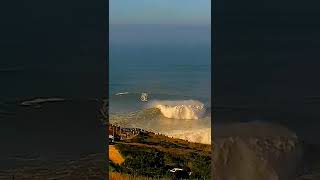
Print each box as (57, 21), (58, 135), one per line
(164, 128), (211, 144)
(115, 92), (129, 96)
(148, 100), (206, 120)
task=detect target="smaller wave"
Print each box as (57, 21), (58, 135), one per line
(147, 100), (206, 120)
(21, 98), (65, 106)
(115, 92), (129, 96)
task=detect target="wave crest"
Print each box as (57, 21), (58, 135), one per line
(148, 100), (205, 120)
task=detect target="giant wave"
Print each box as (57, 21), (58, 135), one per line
(109, 99), (210, 144)
(147, 100), (206, 120)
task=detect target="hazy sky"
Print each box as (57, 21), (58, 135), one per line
(110, 0), (211, 25)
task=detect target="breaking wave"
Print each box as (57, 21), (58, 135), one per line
(109, 106), (211, 144)
(109, 99), (210, 144)
(147, 100), (206, 120)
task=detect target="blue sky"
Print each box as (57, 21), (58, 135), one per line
(110, 0), (211, 25)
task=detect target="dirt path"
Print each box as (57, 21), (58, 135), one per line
(109, 145), (125, 165)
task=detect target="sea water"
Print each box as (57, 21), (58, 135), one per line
(109, 24), (211, 144)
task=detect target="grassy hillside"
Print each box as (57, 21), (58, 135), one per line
(109, 132), (212, 179)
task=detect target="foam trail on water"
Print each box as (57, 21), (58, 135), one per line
(115, 92), (129, 96)
(20, 98), (65, 106)
(147, 100), (206, 120)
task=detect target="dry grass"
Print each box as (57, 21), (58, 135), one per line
(109, 172), (130, 180)
(111, 133), (211, 179)
(123, 132), (211, 154)
(109, 145), (125, 165)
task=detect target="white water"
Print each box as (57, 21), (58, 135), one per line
(110, 99), (211, 144)
(148, 100), (206, 120)
(164, 128), (211, 144)
(115, 92), (129, 96)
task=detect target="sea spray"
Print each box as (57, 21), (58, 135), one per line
(164, 128), (211, 144)
(147, 100), (206, 120)
(109, 102), (211, 144)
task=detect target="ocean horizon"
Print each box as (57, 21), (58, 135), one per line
(109, 24), (211, 144)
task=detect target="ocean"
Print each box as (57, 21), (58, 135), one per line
(109, 24), (211, 144)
